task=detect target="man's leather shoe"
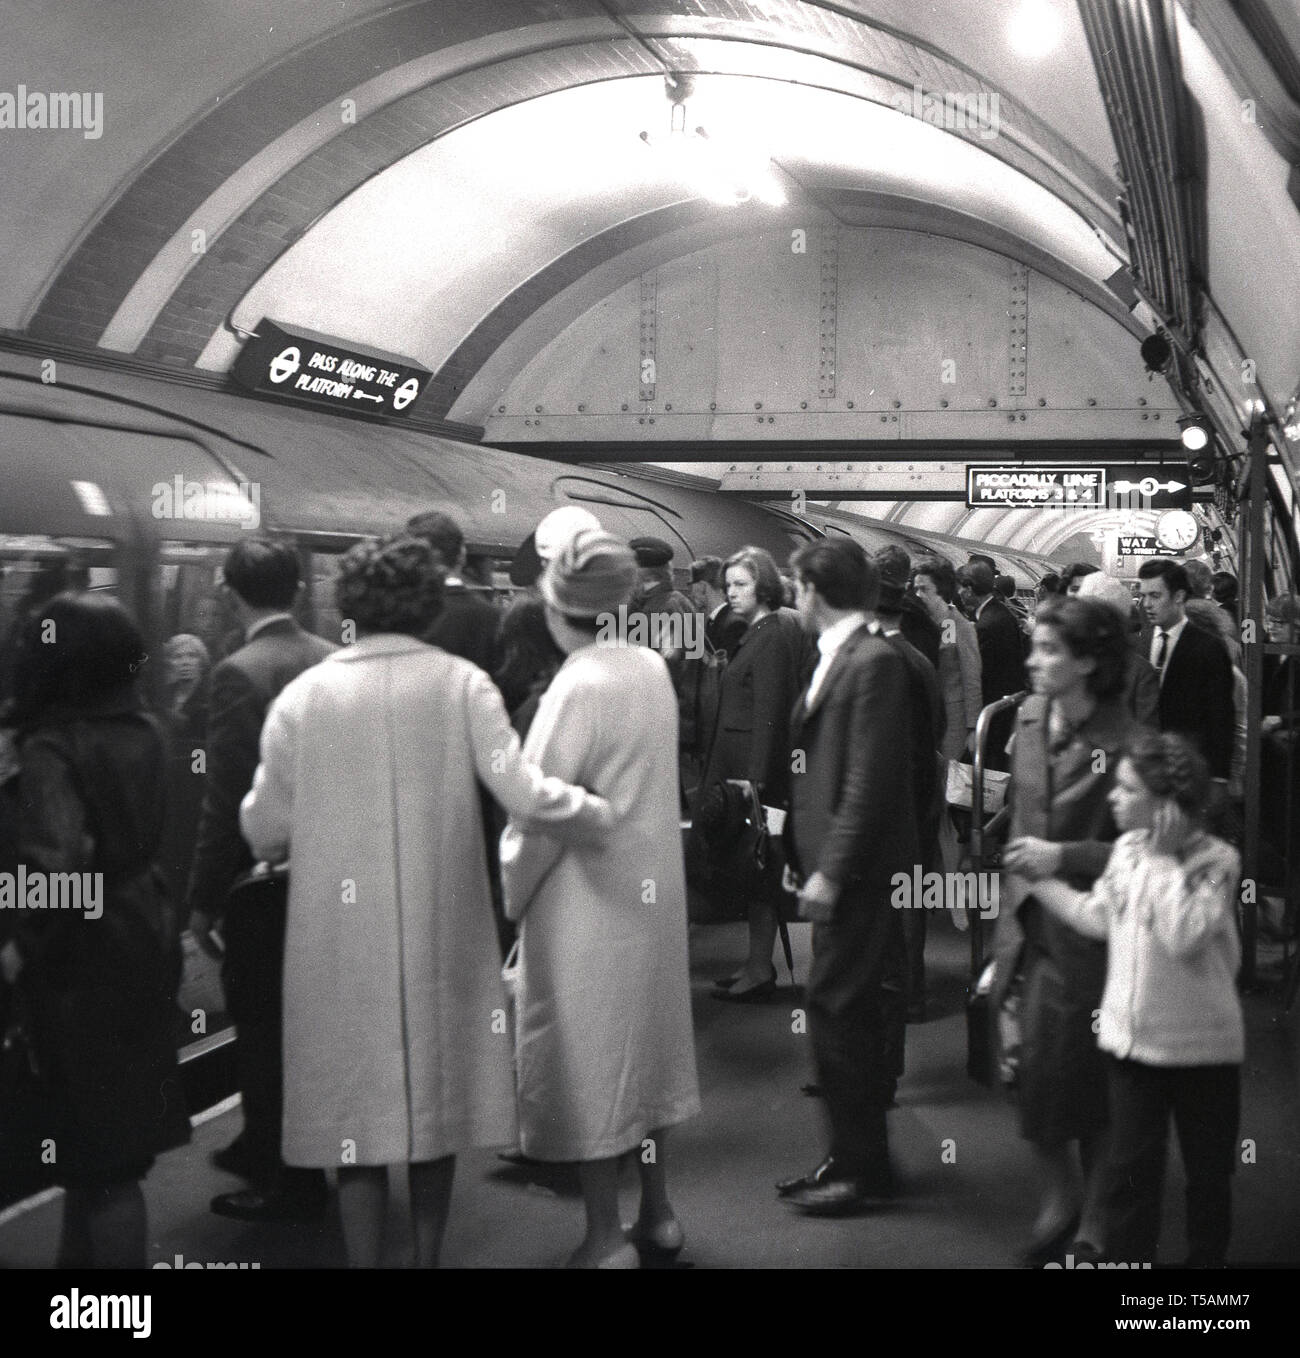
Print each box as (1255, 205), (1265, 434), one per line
(785, 1171), (896, 1216)
(776, 1155), (840, 1197)
(210, 1188), (327, 1224)
(211, 1139), (256, 1179)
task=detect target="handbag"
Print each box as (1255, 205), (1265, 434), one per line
(686, 780), (773, 923)
(945, 759), (1011, 814)
(966, 957), (1023, 1089)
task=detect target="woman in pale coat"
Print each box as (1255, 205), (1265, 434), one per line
(501, 529), (701, 1269)
(241, 536), (612, 1268)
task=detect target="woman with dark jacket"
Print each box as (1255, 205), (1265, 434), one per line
(0, 593), (189, 1267)
(697, 546), (813, 1000)
(998, 596), (1143, 1265)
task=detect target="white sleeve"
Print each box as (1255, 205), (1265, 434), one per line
(468, 669), (611, 842)
(1150, 845), (1240, 959)
(1031, 842), (1126, 940)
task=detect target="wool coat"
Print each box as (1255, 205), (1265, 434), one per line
(239, 634), (611, 1168)
(995, 693), (1140, 1147)
(501, 643), (701, 1161)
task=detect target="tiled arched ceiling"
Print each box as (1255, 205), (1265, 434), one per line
(2, 1), (1294, 560)
(17, 1), (1123, 361)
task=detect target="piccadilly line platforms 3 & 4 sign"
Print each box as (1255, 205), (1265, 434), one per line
(232, 320), (431, 418)
(967, 466), (1106, 509)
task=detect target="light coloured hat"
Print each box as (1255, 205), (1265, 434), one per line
(539, 528), (636, 618)
(535, 506), (603, 564)
(1075, 570), (1135, 621)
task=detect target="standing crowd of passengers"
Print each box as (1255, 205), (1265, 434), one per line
(0, 505), (1278, 1269)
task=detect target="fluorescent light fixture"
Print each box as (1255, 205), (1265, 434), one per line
(1008, 0), (1065, 58)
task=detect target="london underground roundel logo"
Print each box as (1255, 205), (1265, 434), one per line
(268, 346), (300, 384)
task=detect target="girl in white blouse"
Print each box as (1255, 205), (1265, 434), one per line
(1021, 730), (1243, 1267)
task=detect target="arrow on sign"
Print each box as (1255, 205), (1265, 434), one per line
(1112, 479), (1187, 495)
(353, 391), (383, 403)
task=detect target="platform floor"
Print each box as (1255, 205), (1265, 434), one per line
(3, 919), (1298, 1269)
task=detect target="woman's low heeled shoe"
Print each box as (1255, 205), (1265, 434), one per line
(712, 969), (777, 1003)
(626, 1217), (685, 1261)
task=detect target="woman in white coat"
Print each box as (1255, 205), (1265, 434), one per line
(240, 536), (612, 1268)
(501, 529), (701, 1269)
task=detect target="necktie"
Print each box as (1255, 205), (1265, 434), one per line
(1154, 630), (1168, 678)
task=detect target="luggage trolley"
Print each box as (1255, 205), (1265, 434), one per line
(963, 691), (1025, 1085)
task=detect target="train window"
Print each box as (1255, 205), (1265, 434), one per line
(0, 534), (118, 702)
(304, 547), (348, 645)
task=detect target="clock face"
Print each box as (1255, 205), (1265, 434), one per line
(1156, 510), (1199, 552)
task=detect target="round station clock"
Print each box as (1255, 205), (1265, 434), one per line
(1155, 509), (1199, 552)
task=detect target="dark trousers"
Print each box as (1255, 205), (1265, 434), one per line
(221, 883), (324, 1199)
(1104, 1057), (1240, 1267)
(807, 901), (903, 1176)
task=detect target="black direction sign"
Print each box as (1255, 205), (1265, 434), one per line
(966, 465), (1105, 510)
(1116, 533), (1161, 556)
(1104, 464), (1193, 511)
(233, 320), (430, 418)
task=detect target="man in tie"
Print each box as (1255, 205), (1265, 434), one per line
(776, 540), (918, 1214)
(1137, 558), (1235, 783)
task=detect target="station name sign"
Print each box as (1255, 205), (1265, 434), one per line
(967, 466), (1105, 509)
(233, 320), (430, 418)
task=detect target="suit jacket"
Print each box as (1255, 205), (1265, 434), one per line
(974, 594), (1027, 705)
(785, 622), (919, 904)
(700, 609), (813, 806)
(882, 630), (945, 826)
(705, 603), (747, 661)
(185, 618), (336, 918)
(897, 594), (942, 669)
(426, 583), (501, 678)
(1157, 622), (1235, 779)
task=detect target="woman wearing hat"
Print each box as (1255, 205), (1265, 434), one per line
(241, 536), (614, 1267)
(502, 529), (701, 1268)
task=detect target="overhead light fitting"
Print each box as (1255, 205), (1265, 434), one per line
(1178, 414), (1211, 452)
(1139, 331), (1172, 374)
(640, 74), (785, 208)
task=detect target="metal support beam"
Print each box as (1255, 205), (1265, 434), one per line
(1240, 414), (1269, 987)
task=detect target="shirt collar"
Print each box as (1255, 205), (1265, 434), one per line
(709, 601), (727, 621)
(1157, 615), (1189, 645)
(817, 611), (867, 657)
(245, 612), (294, 642)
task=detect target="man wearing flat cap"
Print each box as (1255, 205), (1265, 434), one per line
(627, 536), (694, 683)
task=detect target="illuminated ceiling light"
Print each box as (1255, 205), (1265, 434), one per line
(1178, 414), (1211, 452)
(640, 73), (784, 208)
(1008, 0), (1065, 58)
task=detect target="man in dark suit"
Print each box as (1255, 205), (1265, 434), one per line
(958, 561), (1027, 771)
(690, 555), (747, 660)
(186, 538), (335, 1222)
(407, 510), (501, 677)
(873, 549), (946, 1028)
(1137, 558), (1235, 781)
(776, 540), (918, 1214)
